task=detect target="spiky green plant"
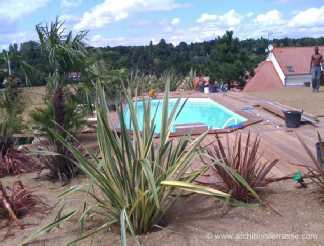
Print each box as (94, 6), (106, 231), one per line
(184, 68), (196, 90)
(296, 133), (324, 192)
(23, 81), (232, 245)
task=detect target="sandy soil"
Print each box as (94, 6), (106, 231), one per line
(245, 87), (324, 117)
(20, 86), (47, 120)
(1, 172), (324, 246)
(0, 86), (46, 122)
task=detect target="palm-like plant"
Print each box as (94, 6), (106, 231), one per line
(2, 44), (36, 86)
(36, 18), (87, 74)
(183, 68), (197, 90)
(32, 18), (88, 183)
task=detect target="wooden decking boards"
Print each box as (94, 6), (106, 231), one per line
(182, 92), (323, 182)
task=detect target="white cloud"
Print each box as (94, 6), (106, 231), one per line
(164, 18), (181, 32)
(59, 15), (81, 25)
(197, 9), (241, 27)
(0, 0), (49, 20)
(61, 0), (83, 9)
(89, 34), (156, 47)
(288, 6), (324, 27)
(89, 34), (124, 47)
(0, 31), (34, 50)
(197, 13), (217, 23)
(171, 17), (180, 26)
(255, 10), (284, 26)
(74, 0), (185, 30)
(82, 6), (324, 47)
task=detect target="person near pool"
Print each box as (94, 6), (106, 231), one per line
(310, 46), (323, 92)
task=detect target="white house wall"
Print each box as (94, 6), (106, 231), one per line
(268, 52), (286, 85)
(285, 74), (312, 86)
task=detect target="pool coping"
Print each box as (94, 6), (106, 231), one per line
(112, 92), (263, 137)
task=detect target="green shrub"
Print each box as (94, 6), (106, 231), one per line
(0, 76), (24, 132)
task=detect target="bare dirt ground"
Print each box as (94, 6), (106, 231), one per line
(0, 86), (46, 122)
(245, 87), (324, 117)
(20, 86), (46, 121)
(1, 172), (324, 246)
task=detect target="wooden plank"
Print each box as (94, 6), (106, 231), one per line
(174, 123), (208, 135)
(257, 101), (319, 126)
(272, 101), (319, 123)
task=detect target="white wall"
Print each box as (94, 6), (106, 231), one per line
(268, 52), (286, 85)
(285, 74), (312, 86)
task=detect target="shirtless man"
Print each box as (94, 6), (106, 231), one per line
(310, 46), (323, 92)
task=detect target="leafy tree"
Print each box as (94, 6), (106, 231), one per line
(0, 44), (38, 86)
(207, 31), (253, 86)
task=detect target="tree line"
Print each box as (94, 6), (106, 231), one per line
(1, 31), (324, 88)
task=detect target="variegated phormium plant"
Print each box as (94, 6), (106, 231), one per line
(23, 81), (232, 245)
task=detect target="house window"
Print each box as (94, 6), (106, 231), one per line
(286, 65), (295, 73)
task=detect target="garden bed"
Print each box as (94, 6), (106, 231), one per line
(1, 172), (323, 245)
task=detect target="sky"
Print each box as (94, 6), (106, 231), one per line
(1, 0), (324, 49)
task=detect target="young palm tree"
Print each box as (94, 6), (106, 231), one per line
(34, 18), (88, 183)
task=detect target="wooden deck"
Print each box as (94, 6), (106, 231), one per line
(80, 91), (324, 182)
(193, 92), (324, 183)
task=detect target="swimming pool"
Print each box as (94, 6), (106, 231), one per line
(123, 98), (247, 134)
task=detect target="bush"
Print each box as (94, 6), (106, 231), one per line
(0, 75), (24, 132)
(135, 70), (181, 94)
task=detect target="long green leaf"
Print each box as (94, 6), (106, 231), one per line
(22, 209), (78, 245)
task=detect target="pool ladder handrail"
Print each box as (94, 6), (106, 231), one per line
(222, 117), (238, 129)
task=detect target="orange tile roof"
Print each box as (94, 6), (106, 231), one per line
(244, 61), (283, 92)
(273, 46), (324, 75)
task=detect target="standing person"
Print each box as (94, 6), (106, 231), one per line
(310, 46), (323, 92)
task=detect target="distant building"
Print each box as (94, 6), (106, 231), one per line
(244, 46), (324, 92)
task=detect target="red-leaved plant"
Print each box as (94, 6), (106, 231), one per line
(204, 132), (279, 202)
(0, 120), (39, 178)
(0, 181), (48, 239)
(0, 149), (39, 178)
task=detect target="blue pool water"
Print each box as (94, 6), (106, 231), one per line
(123, 98), (247, 134)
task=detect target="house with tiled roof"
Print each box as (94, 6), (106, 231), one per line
(244, 46), (324, 92)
